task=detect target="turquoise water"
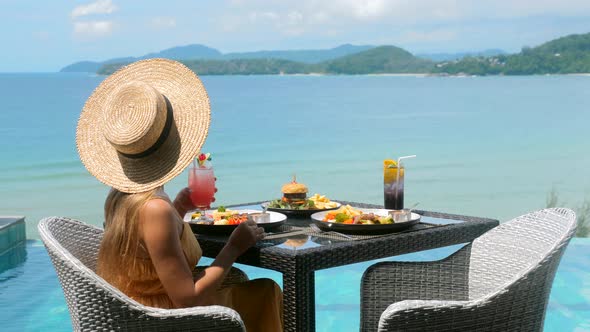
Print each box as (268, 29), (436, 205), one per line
(1, 74), (590, 238)
(1, 73), (588, 330)
(1, 239), (588, 331)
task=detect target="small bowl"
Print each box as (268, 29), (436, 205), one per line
(388, 209), (412, 222)
(250, 212), (271, 224)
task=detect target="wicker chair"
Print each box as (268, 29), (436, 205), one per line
(38, 216), (248, 332)
(360, 208), (576, 332)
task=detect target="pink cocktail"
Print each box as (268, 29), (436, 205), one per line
(189, 163), (215, 221)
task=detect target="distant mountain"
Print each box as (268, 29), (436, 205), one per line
(417, 49), (506, 62)
(323, 46), (433, 74)
(61, 56), (137, 72)
(61, 44), (372, 72)
(97, 45), (434, 76)
(435, 32), (590, 75)
(224, 44), (374, 63)
(60, 61), (103, 73)
(62, 32), (590, 76)
(61, 44), (221, 72)
(99, 58), (317, 76)
(142, 44), (222, 60)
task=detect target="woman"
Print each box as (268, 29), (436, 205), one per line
(76, 59), (282, 331)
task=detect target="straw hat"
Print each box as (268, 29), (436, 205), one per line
(76, 58), (210, 193)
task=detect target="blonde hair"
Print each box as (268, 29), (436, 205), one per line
(97, 187), (158, 286)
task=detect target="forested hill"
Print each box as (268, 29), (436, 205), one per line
(98, 46), (433, 75)
(84, 32), (590, 76)
(323, 46), (432, 74)
(434, 33), (590, 75)
(61, 44), (372, 72)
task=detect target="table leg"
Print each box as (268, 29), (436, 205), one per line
(283, 270), (315, 332)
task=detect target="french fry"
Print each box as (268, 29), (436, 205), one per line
(334, 205), (362, 216)
(309, 193), (337, 209)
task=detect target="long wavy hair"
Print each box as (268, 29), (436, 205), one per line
(97, 187), (158, 286)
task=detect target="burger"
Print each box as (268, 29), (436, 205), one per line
(281, 180), (309, 207)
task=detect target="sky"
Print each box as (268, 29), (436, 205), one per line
(1, 0), (590, 72)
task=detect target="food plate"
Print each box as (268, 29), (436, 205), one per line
(310, 208), (420, 235)
(261, 201), (341, 217)
(185, 209), (287, 235)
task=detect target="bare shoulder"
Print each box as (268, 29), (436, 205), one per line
(140, 198), (177, 230)
(140, 198), (183, 254)
(143, 198), (174, 215)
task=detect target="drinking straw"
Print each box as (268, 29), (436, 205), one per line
(397, 155), (417, 168)
(396, 155), (416, 179)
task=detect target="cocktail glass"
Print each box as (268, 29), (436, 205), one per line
(384, 164), (404, 210)
(189, 161), (215, 222)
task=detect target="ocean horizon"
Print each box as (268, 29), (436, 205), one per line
(1, 73), (589, 239)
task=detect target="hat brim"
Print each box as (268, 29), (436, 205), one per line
(76, 59), (210, 193)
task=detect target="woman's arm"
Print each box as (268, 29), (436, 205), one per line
(140, 198), (262, 308)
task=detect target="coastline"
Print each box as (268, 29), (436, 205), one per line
(283, 72), (429, 77)
(61, 71), (590, 77)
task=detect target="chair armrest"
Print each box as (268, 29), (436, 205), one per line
(102, 304), (246, 332)
(377, 293), (540, 332)
(75, 276), (248, 331)
(360, 244), (472, 332)
(377, 299), (471, 331)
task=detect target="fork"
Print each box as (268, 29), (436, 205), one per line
(309, 223), (354, 240)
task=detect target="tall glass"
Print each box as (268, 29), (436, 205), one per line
(384, 164), (404, 210)
(188, 162), (215, 222)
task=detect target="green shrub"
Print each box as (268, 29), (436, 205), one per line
(545, 188), (590, 237)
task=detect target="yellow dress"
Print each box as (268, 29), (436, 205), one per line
(98, 198), (283, 332)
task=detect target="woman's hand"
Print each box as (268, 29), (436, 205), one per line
(172, 187), (195, 217)
(172, 186), (219, 217)
(225, 220), (265, 257)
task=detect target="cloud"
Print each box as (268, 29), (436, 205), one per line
(241, 9), (329, 36)
(344, 0), (388, 19)
(71, 0), (118, 19)
(223, 1), (460, 37)
(227, 0), (590, 29)
(73, 21), (114, 38)
(246, 10), (307, 35)
(249, 11), (279, 22)
(70, 1), (117, 40)
(151, 17), (177, 29)
(215, 0), (590, 51)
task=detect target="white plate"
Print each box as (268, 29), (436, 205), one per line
(310, 208), (421, 234)
(184, 209), (287, 224)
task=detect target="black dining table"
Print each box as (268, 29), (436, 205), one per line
(191, 200), (499, 332)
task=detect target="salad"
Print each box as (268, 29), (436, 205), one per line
(322, 205), (394, 225)
(192, 206), (249, 225)
(268, 198), (316, 210)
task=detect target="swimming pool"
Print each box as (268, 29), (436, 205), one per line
(1, 239), (588, 331)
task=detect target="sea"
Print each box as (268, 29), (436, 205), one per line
(1, 73), (590, 239)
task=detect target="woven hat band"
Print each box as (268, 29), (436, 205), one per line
(120, 102), (173, 159)
(101, 81), (168, 155)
